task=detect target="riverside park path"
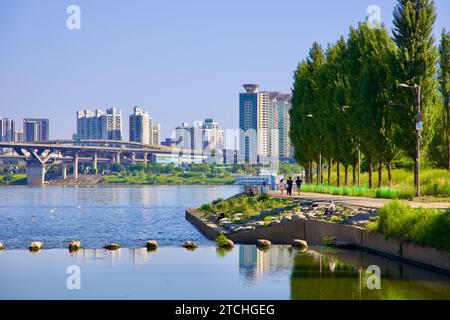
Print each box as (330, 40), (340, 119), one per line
(268, 190), (450, 210)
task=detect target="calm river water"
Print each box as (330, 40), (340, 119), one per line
(0, 185), (449, 299)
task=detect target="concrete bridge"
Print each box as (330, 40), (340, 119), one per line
(0, 140), (192, 185)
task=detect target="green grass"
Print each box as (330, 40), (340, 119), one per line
(101, 173), (235, 185)
(301, 168), (450, 199)
(300, 184), (408, 199)
(199, 195), (293, 220)
(0, 174), (27, 185)
(371, 200), (450, 252)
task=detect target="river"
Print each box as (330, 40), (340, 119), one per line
(0, 185), (449, 299)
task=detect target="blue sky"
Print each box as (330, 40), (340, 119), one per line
(0, 0), (449, 139)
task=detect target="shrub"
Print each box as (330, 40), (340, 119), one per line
(215, 233), (232, 248)
(376, 200), (450, 252)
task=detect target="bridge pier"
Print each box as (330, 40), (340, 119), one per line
(93, 153), (98, 172)
(73, 152), (79, 179)
(61, 163), (67, 179)
(26, 161), (45, 186)
(143, 152), (148, 166)
(115, 152), (121, 164)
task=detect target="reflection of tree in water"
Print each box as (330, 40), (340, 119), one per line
(239, 245), (294, 285)
(290, 248), (450, 300)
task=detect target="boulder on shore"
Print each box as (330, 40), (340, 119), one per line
(257, 239), (272, 248)
(0, 242), (4, 250)
(218, 239), (234, 249)
(146, 240), (158, 251)
(29, 241), (43, 252)
(69, 240), (81, 252)
(292, 239), (308, 248)
(183, 241), (198, 249)
(104, 243), (120, 250)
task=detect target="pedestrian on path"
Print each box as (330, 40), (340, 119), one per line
(287, 177), (293, 196)
(295, 176), (303, 195)
(279, 178), (285, 194)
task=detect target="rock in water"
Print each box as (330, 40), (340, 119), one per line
(183, 241), (198, 249)
(146, 240), (158, 251)
(292, 239), (308, 248)
(29, 241), (43, 252)
(0, 242), (4, 250)
(104, 243), (120, 250)
(257, 239), (271, 248)
(69, 240), (81, 252)
(218, 239), (234, 248)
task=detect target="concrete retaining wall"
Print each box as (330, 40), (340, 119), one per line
(304, 219), (362, 246)
(361, 230), (402, 258)
(185, 209), (221, 240)
(185, 208), (450, 273)
(228, 220), (305, 244)
(402, 242), (450, 272)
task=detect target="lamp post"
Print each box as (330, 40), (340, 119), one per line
(306, 113), (322, 185)
(398, 83), (421, 197)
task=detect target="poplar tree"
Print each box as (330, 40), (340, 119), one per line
(439, 29), (450, 170)
(392, 0), (439, 164)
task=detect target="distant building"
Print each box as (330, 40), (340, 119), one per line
(23, 118), (49, 142)
(129, 106), (150, 144)
(129, 106), (160, 145)
(76, 108), (122, 140)
(239, 84), (270, 163)
(14, 129), (23, 143)
(151, 123), (161, 146)
(174, 119), (224, 151)
(0, 117), (15, 142)
(269, 92), (292, 158)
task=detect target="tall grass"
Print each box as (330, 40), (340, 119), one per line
(300, 184), (409, 199)
(374, 200), (450, 252)
(300, 168), (450, 199)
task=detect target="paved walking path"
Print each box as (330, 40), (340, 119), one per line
(268, 190), (450, 209)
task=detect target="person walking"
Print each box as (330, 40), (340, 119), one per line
(295, 176), (303, 195)
(287, 177), (293, 196)
(279, 178), (285, 195)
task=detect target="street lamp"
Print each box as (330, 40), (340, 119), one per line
(306, 113), (322, 185)
(398, 83), (421, 197)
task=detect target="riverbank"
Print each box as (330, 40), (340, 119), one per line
(189, 193), (450, 274)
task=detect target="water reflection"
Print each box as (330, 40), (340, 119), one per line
(239, 245), (294, 284)
(1, 246), (449, 299)
(290, 247), (450, 300)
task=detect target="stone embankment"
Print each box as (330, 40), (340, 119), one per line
(186, 203), (450, 274)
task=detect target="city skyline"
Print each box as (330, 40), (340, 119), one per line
(1, 0), (449, 140)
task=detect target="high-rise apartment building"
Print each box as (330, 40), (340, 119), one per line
(151, 123), (161, 146)
(174, 119), (224, 151)
(129, 106), (150, 144)
(129, 106), (161, 145)
(269, 92), (292, 158)
(0, 117), (15, 142)
(76, 108), (122, 140)
(239, 84), (270, 163)
(23, 118), (49, 142)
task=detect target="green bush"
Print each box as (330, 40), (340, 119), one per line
(215, 233), (232, 248)
(375, 200), (450, 252)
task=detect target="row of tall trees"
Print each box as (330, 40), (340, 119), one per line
(290, 0), (450, 187)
